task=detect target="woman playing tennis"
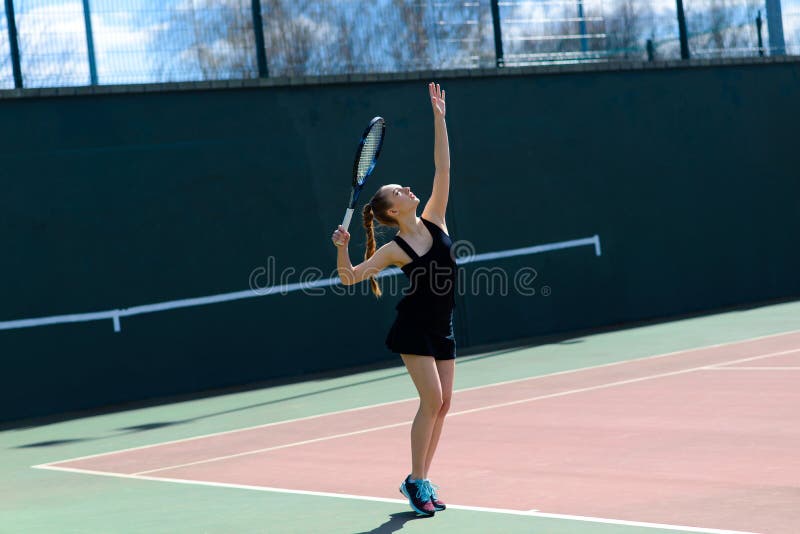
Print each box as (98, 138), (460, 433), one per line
(331, 82), (455, 517)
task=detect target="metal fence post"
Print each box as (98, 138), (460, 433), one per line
(251, 0), (269, 77)
(490, 0), (504, 67)
(577, 1), (588, 53)
(676, 0), (690, 59)
(82, 0), (98, 85)
(4, 0), (22, 88)
(765, 0), (786, 55)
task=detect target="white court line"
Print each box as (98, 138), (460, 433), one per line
(704, 366), (800, 371)
(31, 466), (758, 534)
(0, 234), (601, 333)
(32, 328), (800, 470)
(704, 350), (800, 371)
(31, 346), (792, 533)
(128, 348), (800, 476)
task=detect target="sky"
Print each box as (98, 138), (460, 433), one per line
(0, 0), (798, 89)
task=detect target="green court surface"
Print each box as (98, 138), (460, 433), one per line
(2, 299), (799, 534)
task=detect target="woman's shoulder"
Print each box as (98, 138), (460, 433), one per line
(420, 216), (449, 237)
(382, 239), (410, 268)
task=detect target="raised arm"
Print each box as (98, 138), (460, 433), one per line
(421, 82), (450, 225)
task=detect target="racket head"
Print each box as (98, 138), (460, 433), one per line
(352, 116), (386, 188)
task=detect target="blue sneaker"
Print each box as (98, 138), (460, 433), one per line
(424, 480), (446, 511)
(399, 475), (436, 517)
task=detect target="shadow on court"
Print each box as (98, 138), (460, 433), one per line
(11, 346), (527, 449)
(356, 511), (429, 533)
(10, 295), (799, 447)
(16, 438), (91, 448)
(10, 369), (414, 448)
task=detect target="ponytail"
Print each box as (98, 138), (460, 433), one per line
(363, 203), (382, 298)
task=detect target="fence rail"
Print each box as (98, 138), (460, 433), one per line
(1, 0), (797, 89)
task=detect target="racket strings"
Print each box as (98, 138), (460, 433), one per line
(356, 126), (383, 181)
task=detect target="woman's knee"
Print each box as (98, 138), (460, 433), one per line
(439, 395), (452, 416)
(420, 395), (443, 417)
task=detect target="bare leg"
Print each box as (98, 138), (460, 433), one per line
(423, 359), (454, 479)
(401, 354), (443, 480)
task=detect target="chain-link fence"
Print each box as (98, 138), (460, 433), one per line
(784, 0), (800, 53)
(0, 0), (797, 89)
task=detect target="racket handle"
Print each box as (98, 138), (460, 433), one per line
(341, 208), (354, 231)
(334, 208), (355, 247)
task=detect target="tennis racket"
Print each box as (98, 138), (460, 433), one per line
(335, 116), (386, 245)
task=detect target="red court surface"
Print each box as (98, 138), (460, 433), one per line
(41, 332), (800, 534)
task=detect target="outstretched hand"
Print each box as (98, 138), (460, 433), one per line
(429, 82), (445, 118)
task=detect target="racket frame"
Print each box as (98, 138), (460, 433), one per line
(339, 116), (386, 236)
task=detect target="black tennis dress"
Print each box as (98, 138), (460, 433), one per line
(385, 216), (457, 360)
